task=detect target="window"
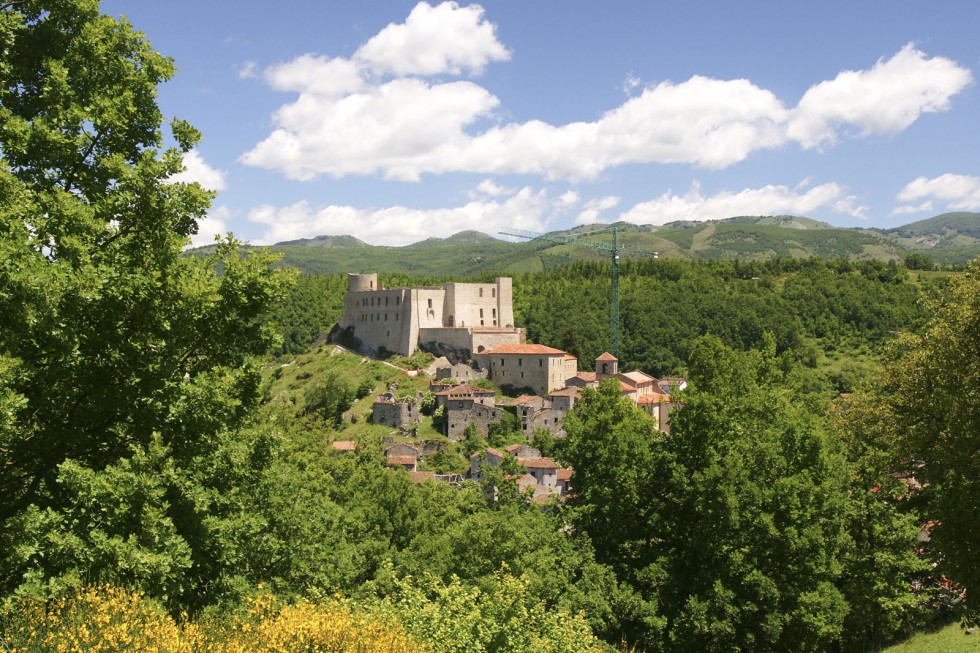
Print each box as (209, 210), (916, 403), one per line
(492, 308), (496, 318)
(479, 308), (483, 318)
(479, 288), (484, 297)
(428, 298), (432, 309)
(385, 297), (389, 306)
(500, 358), (505, 366)
(539, 360), (543, 367)
(492, 288), (496, 298)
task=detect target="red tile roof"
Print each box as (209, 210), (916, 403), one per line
(386, 455), (417, 466)
(637, 394), (671, 404)
(557, 468), (573, 481)
(481, 343), (567, 356)
(549, 387), (581, 397)
(575, 372), (597, 382)
(433, 382), (495, 397)
(511, 394), (538, 405)
(596, 351), (618, 361)
(469, 447), (506, 460)
(331, 440), (356, 451)
(519, 457), (558, 470)
(409, 471), (435, 483)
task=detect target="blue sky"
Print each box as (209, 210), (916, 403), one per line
(102, 1), (980, 247)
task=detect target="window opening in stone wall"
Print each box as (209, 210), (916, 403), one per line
(492, 288), (496, 297)
(479, 288), (483, 297)
(428, 298), (432, 308)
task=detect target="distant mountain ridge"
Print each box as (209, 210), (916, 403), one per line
(197, 212), (978, 277)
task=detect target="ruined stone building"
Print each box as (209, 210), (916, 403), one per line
(337, 273), (523, 358)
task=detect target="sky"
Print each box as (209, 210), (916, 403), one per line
(101, 1), (980, 247)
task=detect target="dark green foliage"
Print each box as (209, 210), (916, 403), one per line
(302, 373), (356, 424)
(514, 258), (926, 377)
(878, 259), (980, 623)
(0, 0), (291, 607)
(659, 336), (850, 652)
(267, 274), (347, 356)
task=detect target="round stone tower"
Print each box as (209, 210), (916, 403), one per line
(348, 272), (380, 292)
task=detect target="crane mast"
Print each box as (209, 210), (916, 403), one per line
(500, 224), (654, 359)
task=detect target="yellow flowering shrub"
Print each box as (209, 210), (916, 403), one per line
(1, 585), (424, 653)
(0, 585), (191, 653)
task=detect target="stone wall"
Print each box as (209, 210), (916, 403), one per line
(447, 403), (504, 440)
(372, 398), (421, 428)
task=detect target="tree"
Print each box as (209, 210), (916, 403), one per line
(557, 379), (668, 648)
(0, 0), (290, 606)
(879, 259), (980, 621)
(659, 336), (850, 652)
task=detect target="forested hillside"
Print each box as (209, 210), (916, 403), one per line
(272, 258), (933, 396)
(189, 214), (980, 276)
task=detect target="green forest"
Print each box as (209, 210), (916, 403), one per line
(2, 2), (980, 651)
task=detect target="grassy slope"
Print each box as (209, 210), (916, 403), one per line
(884, 623), (980, 652)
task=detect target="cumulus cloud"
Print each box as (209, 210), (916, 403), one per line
(789, 44), (973, 149)
(169, 150), (227, 191)
(619, 180), (867, 225)
(355, 1), (510, 76)
(895, 173), (980, 211)
(242, 3), (971, 183)
(189, 205), (234, 248)
(246, 186), (560, 246)
(576, 196), (621, 224)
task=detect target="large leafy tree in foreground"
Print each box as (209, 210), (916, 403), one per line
(0, 0), (289, 605)
(880, 259), (980, 621)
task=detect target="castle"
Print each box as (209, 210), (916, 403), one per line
(337, 273), (524, 358)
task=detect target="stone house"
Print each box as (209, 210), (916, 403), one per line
(469, 447), (506, 480)
(386, 455), (418, 472)
(504, 444), (541, 459)
(372, 392), (422, 428)
(386, 443), (421, 459)
(519, 457), (559, 490)
(435, 362), (488, 383)
(475, 344), (577, 396)
(435, 383), (503, 440)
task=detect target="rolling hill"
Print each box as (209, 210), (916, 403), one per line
(190, 213), (979, 276)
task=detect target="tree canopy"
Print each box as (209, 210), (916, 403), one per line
(0, 0), (290, 605)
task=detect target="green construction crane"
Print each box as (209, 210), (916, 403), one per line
(499, 225), (656, 359)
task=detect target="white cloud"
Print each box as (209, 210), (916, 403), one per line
(619, 180), (867, 225)
(471, 178), (511, 198)
(891, 201), (934, 216)
(189, 205), (234, 248)
(236, 60), (259, 79)
(789, 44), (973, 149)
(264, 54), (365, 97)
(895, 173), (980, 211)
(241, 78), (499, 181)
(242, 5), (971, 184)
(247, 187), (559, 246)
(169, 150), (227, 191)
(354, 1), (510, 77)
(576, 195), (621, 224)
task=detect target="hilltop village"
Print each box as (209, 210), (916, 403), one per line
(334, 273), (685, 502)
